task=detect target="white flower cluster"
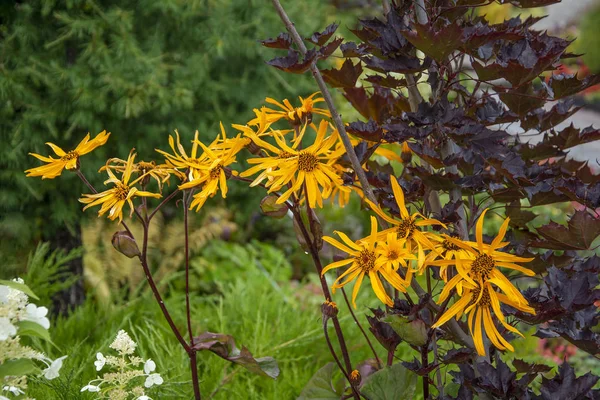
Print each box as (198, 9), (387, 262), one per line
(0, 279), (67, 399)
(81, 330), (163, 399)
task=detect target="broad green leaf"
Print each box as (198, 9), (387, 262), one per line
(361, 363), (418, 400)
(297, 362), (343, 400)
(0, 280), (39, 300)
(0, 358), (39, 380)
(382, 315), (427, 347)
(17, 320), (53, 343)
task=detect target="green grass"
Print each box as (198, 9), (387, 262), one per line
(24, 240), (415, 399)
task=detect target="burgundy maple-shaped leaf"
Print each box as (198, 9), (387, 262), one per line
(261, 33), (292, 49)
(346, 119), (383, 142)
(532, 211), (600, 250)
(266, 49), (317, 74)
(343, 87), (395, 122)
(362, 54), (426, 74)
(364, 74), (407, 89)
(401, 21), (464, 62)
(547, 73), (600, 100)
(502, 0), (561, 7)
(498, 85), (547, 117)
(505, 201), (537, 228)
(306, 22), (338, 46)
(318, 37), (343, 59)
(538, 362), (599, 400)
(512, 359), (552, 375)
(340, 42), (368, 57)
(320, 59), (363, 88)
(442, 348), (473, 365)
(520, 100), (580, 132)
(547, 124), (600, 150)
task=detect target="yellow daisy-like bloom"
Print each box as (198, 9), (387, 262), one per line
(321, 217), (409, 308)
(242, 121), (349, 208)
(424, 234), (473, 280)
(100, 159), (183, 191)
(429, 209), (535, 296)
(79, 151), (161, 223)
(25, 130), (110, 179)
(177, 129), (246, 212)
(155, 130), (205, 178)
(376, 232), (417, 287)
(251, 92), (331, 126)
(366, 177), (445, 269)
(433, 282), (535, 356)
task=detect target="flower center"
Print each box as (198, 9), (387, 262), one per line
(469, 286), (492, 308)
(388, 250), (399, 260)
(114, 183), (130, 201)
(297, 152), (319, 172)
(61, 151), (79, 169)
(442, 239), (460, 252)
(278, 151), (295, 159)
(471, 254), (495, 281)
(397, 218), (416, 238)
(209, 164), (223, 180)
(357, 249), (376, 273)
(137, 161), (156, 174)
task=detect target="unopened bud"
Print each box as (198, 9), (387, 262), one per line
(260, 195), (289, 218)
(401, 142), (412, 164)
(321, 300), (339, 320)
(349, 369), (361, 387)
(111, 231), (141, 258)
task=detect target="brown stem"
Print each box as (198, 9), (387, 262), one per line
(190, 351), (202, 400)
(291, 209), (354, 378)
(183, 191), (194, 346)
(270, 0), (377, 206)
(340, 287), (383, 369)
(387, 349), (394, 367)
(421, 343), (429, 400)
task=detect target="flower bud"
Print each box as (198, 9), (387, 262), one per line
(321, 300), (339, 320)
(383, 314), (428, 347)
(111, 231), (141, 258)
(401, 142), (412, 164)
(349, 369), (361, 387)
(260, 195), (289, 218)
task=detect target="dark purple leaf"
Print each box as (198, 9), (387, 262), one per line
(261, 33), (292, 49)
(320, 59), (363, 88)
(538, 362), (599, 400)
(266, 49), (317, 74)
(346, 119), (383, 142)
(306, 23), (339, 46)
(531, 211), (600, 250)
(548, 73), (600, 100)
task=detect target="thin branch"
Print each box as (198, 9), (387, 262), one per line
(270, 0), (377, 205)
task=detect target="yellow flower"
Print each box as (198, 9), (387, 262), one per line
(177, 128), (245, 212)
(79, 151), (161, 222)
(241, 121), (349, 208)
(322, 217), (408, 308)
(25, 131), (110, 179)
(376, 232), (417, 287)
(100, 159), (182, 192)
(424, 234), (473, 280)
(429, 209), (535, 299)
(433, 282), (535, 356)
(155, 130), (205, 177)
(366, 177), (445, 268)
(253, 92), (331, 126)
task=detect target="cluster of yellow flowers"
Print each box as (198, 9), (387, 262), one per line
(25, 92), (534, 356)
(321, 178), (536, 356)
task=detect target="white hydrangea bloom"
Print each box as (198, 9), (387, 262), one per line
(144, 373), (163, 388)
(23, 304), (50, 330)
(137, 396), (152, 400)
(143, 359), (156, 374)
(42, 355), (67, 380)
(81, 384), (101, 392)
(0, 317), (17, 340)
(109, 330), (137, 355)
(94, 352), (106, 371)
(0, 286), (9, 304)
(2, 386), (24, 396)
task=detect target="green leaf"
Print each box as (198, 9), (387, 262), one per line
(0, 280), (39, 300)
(0, 358), (39, 380)
(16, 320), (53, 343)
(297, 362), (343, 400)
(361, 363), (418, 400)
(382, 315), (428, 347)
